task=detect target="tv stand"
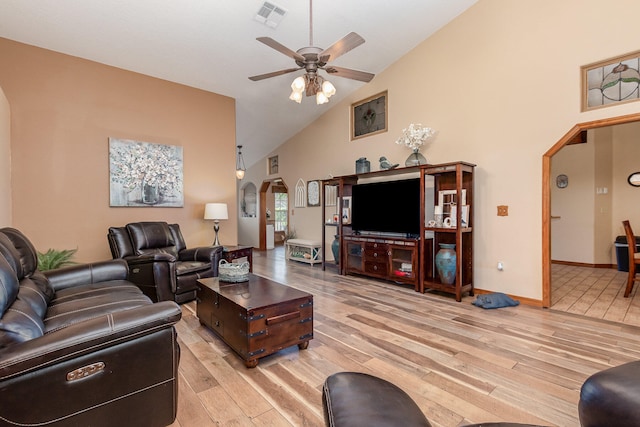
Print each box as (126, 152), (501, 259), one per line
(321, 166), (421, 274)
(321, 162), (475, 299)
(343, 234), (420, 290)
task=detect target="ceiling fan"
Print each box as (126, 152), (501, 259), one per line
(249, 0), (374, 104)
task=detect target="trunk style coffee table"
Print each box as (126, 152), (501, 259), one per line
(197, 274), (313, 368)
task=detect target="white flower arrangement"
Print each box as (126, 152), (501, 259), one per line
(395, 123), (437, 151)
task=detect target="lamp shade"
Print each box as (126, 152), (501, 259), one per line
(204, 203), (228, 220)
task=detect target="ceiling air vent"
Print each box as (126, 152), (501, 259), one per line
(255, 2), (287, 28)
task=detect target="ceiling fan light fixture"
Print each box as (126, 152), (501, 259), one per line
(291, 76), (306, 92)
(316, 91), (329, 105)
(322, 80), (336, 97)
(250, 0), (374, 105)
(289, 90), (303, 103)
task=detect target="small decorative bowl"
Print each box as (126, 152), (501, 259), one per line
(218, 259), (250, 283)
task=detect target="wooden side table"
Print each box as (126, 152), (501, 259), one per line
(222, 245), (253, 272)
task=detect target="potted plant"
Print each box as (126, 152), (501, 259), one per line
(284, 228), (297, 242)
(37, 248), (78, 271)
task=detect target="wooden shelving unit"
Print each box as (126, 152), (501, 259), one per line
(321, 167), (419, 274)
(419, 161), (475, 301)
(320, 163), (474, 301)
(321, 176), (356, 272)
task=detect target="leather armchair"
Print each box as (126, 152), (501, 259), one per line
(0, 227), (181, 427)
(108, 221), (223, 303)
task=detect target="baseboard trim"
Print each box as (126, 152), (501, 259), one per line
(551, 260), (615, 269)
(473, 288), (544, 307)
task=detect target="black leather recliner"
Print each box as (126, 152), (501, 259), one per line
(108, 221), (223, 303)
(0, 227), (181, 427)
(579, 360), (640, 427)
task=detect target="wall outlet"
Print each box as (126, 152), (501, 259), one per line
(497, 205), (508, 216)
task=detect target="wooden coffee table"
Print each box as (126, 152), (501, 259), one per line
(197, 274), (313, 368)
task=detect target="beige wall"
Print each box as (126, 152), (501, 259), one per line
(593, 129), (614, 265)
(551, 140), (596, 264)
(612, 122), (640, 237)
(243, 0), (640, 300)
(0, 86), (10, 225)
(550, 124), (639, 266)
(0, 38), (237, 262)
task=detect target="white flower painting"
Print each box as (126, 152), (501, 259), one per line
(109, 138), (184, 207)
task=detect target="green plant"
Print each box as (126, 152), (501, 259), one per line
(37, 248), (78, 271)
(285, 228), (297, 241)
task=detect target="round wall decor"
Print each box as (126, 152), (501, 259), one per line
(556, 174), (568, 188)
(628, 172), (640, 187)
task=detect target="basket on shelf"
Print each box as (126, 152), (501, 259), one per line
(218, 259), (250, 283)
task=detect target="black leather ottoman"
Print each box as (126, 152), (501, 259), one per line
(322, 372), (431, 427)
(579, 361), (640, 427)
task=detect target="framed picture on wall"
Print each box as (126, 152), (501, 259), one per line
(307, 180), (320, 207)
(268, 155), (279, 175)
(108, 138), (184, 207)
(351, 91), (388, 140)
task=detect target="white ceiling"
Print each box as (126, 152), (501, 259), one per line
(0, 0), (477, 166)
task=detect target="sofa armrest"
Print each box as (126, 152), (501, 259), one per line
(0, 301), (181, 378)
(0, 302), (181, 426)
(120, 255), (177, 301)
(124, 252), (176, 265)
(44, 259), (129, 291)
(180, 246), (223, 273)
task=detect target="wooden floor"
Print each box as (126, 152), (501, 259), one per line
(551, 263), (640, 326)
(170, 248), (640, 427)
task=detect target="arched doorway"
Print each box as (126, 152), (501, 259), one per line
(259, 178), (289, 250)
(542, 112), (640, 307)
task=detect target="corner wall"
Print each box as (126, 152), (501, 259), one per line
(0, 38), (237, 262)
(0, 86), (10, 226)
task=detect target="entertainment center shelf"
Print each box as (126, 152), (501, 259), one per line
(321, 161), (475, 301)
(343, 235), (420, 290)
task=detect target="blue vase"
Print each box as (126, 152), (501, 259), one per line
(331, 235), (340, 264)
(435, 243), (456, 285)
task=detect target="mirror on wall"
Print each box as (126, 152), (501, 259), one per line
(241, 182), (257, 217)
(628, 172), (640, 187)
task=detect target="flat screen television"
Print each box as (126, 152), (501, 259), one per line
(351, 178), (420, 236)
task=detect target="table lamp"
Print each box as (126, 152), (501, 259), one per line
(204, 203), (228, 246)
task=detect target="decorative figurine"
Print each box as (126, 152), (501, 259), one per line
(379, 156), (399, 170)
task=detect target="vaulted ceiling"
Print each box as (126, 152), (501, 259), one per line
(0, 0), (477, 166)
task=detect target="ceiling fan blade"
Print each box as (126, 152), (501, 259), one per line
(256, 37), (306, 63)
(323, 66), (375, 83)
(249, 68), (301, 81)
(319, 32), (365, 63)
(249, 68), (300, 82)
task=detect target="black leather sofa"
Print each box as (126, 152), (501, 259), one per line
(108, 221), (223, 303)
(0, 227), (181, 427)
